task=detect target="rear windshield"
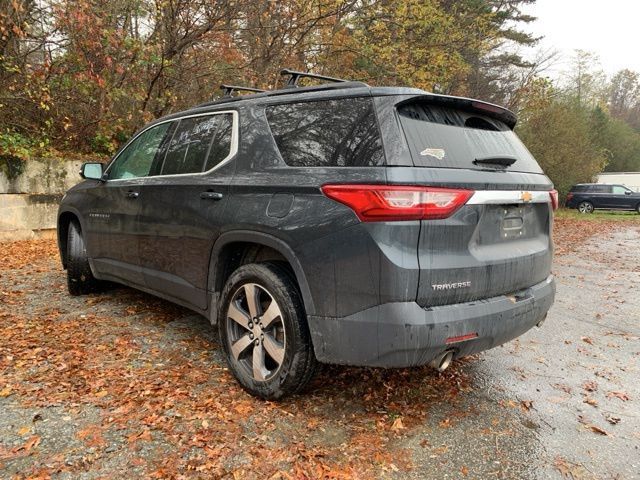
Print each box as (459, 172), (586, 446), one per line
(398, 102), (543, 173)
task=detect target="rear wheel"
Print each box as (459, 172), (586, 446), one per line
(218, 262), (317, 400)
(578, 201), (594, 214)
(67, 220), (100, 295)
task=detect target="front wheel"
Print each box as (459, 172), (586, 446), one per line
(578, 201), (594, 214)
(66, 220), (101, 295)
(218, 262), (317, 400)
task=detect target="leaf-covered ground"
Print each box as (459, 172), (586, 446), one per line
(1, 214), (639, 479)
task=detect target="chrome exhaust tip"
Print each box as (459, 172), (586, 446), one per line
(429, 350), (454, 372)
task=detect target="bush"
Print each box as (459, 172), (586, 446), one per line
(517, 84), (607, 199)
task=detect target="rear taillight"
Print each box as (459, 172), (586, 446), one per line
(549, 189), (559, 211)
(321, 185), (474, 222)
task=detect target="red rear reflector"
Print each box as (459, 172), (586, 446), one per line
(445, 333), (478, 344)
(321, 185), (474, 222)
(549, 189), (559, 211)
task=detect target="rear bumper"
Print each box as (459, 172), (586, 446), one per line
(308, 275), (555, 367)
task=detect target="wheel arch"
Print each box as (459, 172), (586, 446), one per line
(208, 231), (315, 320)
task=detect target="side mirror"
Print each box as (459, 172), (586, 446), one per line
(80, 162), (104, 180)
(624, 190), (631, 195)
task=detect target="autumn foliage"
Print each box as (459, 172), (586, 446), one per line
(2, 1), (640, 194)
(0, 0), (538, 156)
(1, 217), (637, 478)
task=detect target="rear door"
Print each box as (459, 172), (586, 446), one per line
(394, 98), (554, 307)
(589, 185), (610, 208)
(135, 111), (237, 310)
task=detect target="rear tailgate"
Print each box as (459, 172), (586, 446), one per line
(394, 96), (554, 307)
(417, 192), (552, 307)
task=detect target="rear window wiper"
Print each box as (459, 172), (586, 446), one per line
(473, 155), (517, 168)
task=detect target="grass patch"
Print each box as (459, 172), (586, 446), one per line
(555, 208), (640, 222)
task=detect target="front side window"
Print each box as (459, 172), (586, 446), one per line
(266, 98), (385, 167)
(612, 185), (630, 194)
(160, 113), (233, 176)
(108, 123), (171, 180)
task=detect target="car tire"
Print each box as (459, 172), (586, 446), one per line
(636, 203), (640, 214)
(578, 201), (594, 214)
(67, 220), (101, 296)
(218, 262), (317, 400)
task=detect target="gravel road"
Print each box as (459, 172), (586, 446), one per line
(0, 223), (638, 479)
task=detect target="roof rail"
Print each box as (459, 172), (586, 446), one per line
(280, 68), (349, 88)
(220, 84), (266, 97)
(196, 75), (369, 109)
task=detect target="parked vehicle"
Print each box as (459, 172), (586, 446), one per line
(57, 70), (557, 399)
(565, 183), (640, 214)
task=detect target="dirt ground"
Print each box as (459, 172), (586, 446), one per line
(1, 215), (639, 479)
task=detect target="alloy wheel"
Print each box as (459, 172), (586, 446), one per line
(225, 283), (286, 382)
(578, 202), (593, 214)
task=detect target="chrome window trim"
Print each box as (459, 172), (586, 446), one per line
(467, 190), (551, 205)
(104, 110), (239, 182)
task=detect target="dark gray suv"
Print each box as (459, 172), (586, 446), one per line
(57, 70), (557, 399)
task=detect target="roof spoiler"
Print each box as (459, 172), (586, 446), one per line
(396, 94), (518, 129)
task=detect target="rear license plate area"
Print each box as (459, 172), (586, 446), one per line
(501, 205), (525, 240)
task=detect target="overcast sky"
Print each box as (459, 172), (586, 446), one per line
(522, 0), (640, 77)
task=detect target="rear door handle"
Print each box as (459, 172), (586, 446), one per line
(200, 191), (224, 200)
(126, 190), (139, 199)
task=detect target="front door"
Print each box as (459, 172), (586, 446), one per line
(607, 185), (635, 209)
(87, 121), (174, 286)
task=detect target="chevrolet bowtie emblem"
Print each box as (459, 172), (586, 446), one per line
(521, 191), (533, 202)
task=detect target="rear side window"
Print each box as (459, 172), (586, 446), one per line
(266, 97), (385, 167)
(398, 102), (543, 173)
(571, 185), (587, 192)
(204, 114), (233, 171)
(589, 185), (610, 193)
(160, 113), (233, 175)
